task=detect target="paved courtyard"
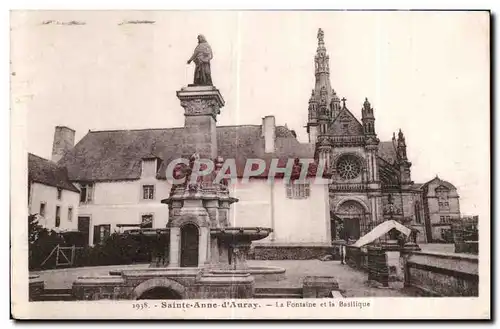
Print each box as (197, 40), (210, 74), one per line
(32, 260), (413, 297)
(419, 243), (455, 253)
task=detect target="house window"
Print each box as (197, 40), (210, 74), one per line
(80, 183), (94, 203)
(93, 224), (111, 244)
(142, 185), (155, 200)
(68, 207), (73, 222)
(39, 203), (46, 217)
(57, 188), (62, 200)
(440, 215), (445, 223)
(141, 214), (153, 228)
(55, 206), (61, 227)
(286, 182), (311, 199)
(438, 201), (450, 211)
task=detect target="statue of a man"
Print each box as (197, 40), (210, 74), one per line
(187, 34), (213, 86)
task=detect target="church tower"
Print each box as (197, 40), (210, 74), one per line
(396, 129), (412, 185)
(306, 28), (341, 144)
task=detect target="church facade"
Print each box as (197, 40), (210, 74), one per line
(29, 29), (462, 251)
(306, 29), (461, 243)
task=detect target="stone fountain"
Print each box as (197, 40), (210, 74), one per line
(71, 43), (284, 299)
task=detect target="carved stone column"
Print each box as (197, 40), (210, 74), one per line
(177, 85), (225, 160)
(168, 227), (180, 267)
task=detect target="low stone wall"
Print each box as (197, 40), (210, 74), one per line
(345, 246), (368, 271)
(455, 241), (479, 254)
(404, 251), (478, 297)
(250, 244), (336, 260)
(29, 275), (45, 301)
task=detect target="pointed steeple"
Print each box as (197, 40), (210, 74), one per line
(306, 28), (339, 144)
(361, 97), (376, 135)
(314, 28), (332, 96)
(396, 128), (412, 184)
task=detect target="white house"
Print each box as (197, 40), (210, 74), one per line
(53, 119), (332, 250)
(28, 152), (80, 233)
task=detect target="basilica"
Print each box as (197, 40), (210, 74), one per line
(307, 29), (461, 243)
(28, 29), (461, 258)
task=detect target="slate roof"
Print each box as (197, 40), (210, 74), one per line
(377, 141), (398, 165)
(28, 153), (80, 192)
(374, 141), (399, 186)
(59, 125), (317, 181)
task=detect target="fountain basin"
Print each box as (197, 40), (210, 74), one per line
(210, 227), (273, 242)
(211, 266), (286, 282)
(123, 228), (170, 236)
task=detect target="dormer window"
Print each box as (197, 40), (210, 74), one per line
(80, 183), (94, 203)
(141, 157), (159, 178)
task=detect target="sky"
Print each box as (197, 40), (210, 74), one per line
(10, 11), (490, 218)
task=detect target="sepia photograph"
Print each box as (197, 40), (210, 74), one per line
(10, 10), (490, 319)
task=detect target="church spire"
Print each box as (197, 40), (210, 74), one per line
(314, 28), (332, 93)
(307, 28), (341, 144)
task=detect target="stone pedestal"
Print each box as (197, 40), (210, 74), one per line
(367, 245), (389, 287)
(177, 85), (224, 159)
(302, 276), (340, 298)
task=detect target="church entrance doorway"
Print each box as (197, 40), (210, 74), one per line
(333, 200), (368, 241)
(180, 224), (199, 267)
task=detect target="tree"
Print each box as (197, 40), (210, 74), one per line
(28, 214), (44, 246)
(28, 214), (65, 270)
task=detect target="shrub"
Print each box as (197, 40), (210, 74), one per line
(28, 214), (65, 270)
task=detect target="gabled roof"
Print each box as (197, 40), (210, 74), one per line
(420, 176), (457, 191)
(28, 153), (79, 192)
(58, 125), (317, 181)
(328, 106), (364, 136)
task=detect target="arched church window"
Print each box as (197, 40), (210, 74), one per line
(336, 155), (361, 180)
(414, 201), (421, 224)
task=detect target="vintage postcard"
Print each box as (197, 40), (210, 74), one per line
(10, 10), (490, 319)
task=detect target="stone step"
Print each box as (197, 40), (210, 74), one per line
(43, 288), (73, 295)
(254, 287), (303, 295)
(39, 293), (75, 301)
(254, 287), (303, 298)
(253, 293), (303, 299)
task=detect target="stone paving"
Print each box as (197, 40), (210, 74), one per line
(419, 243), (455, 253)
(32, 260), (414, 297)
(250, 260), (412, 297)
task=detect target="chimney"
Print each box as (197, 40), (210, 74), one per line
(262, 116), (276, 153)
(51, 126), (75, 162)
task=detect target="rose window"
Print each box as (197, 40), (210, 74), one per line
(336, 155), (361, 180)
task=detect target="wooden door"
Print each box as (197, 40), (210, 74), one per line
(77, 217), (90, 246)
(180, 224), (199, 267)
